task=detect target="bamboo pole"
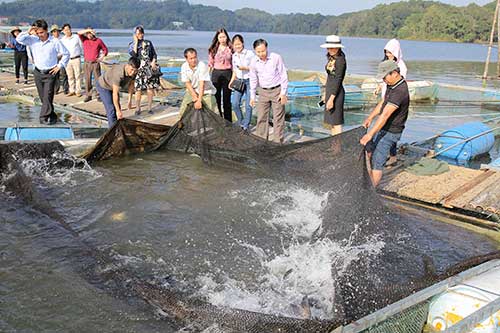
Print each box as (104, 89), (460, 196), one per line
(483, 0), (500, 79)
(497, 0), (500, 77)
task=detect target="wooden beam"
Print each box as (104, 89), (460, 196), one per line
(483, 0), (500, 79)
(441, 170), (496, 207)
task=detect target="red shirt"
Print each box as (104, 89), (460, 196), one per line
(79, 35), (108, 62)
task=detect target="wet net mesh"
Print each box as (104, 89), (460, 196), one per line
(2, 104), (500, 332)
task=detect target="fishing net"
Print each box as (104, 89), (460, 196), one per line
(2, 103), (500, 332)
(83, 118), (171, 162)
(82, 104), (489, 323)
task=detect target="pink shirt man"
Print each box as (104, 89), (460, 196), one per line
(249, 52), (288, 101)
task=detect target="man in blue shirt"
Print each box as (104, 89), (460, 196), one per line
(17, 19), (69, 125)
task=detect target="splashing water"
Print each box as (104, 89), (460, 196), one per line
(19, 151), (101, 187)
(199, 182), (385, 320)
(229, 181), (329, 238)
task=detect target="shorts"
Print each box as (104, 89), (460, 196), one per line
(369, 130), (401, 171)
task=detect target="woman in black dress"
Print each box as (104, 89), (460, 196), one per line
(320, 35), (346, 136)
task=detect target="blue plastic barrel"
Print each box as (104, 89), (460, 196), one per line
(4, 127), (74, 141)
(434, 122), (494, 161)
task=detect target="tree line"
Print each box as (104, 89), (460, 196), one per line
(0, 0), (495, 43)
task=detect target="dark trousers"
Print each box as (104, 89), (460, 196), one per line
(84, 61), (101, 96)
(211, 69), (232, 121)
(55, 67), (69, 94)
(96, 81), (117, 128)
(33, 68), (57, 121)
(14, 51), (28, 80)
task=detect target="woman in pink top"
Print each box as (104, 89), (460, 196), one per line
(208, 28), (233, 122)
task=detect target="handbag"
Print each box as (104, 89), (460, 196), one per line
(151, 65), (163, 79)
(231, 78), (246, 93)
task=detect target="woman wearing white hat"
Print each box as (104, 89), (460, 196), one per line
(321, 35), (346, 136)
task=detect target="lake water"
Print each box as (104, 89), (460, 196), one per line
(99, 29), (500, 88)
(1, 146), (497, 332)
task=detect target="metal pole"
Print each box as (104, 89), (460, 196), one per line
(483, 0), (500, 79)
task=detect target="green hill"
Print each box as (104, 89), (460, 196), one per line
(0, 0), (495, 43)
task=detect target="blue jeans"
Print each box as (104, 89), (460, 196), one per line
(371, 130), (401, 170)
(96, 80), (117, 128)
(231, 78), (252, 129)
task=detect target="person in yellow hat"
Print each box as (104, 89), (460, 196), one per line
(50, 24), (69, 94)
(7, 27), (29, 84)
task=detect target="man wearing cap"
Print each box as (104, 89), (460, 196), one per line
(360, 60), (409, 187)
(249, 39), (288, 143)
(78, 27), (108, 102)
(16, 19), (69, 124)
(50, 24), (69, 95)
(61, 23), (83, 97)
(7, 27), (29, 84)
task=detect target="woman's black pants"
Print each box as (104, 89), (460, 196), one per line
(211, 69), (233, 122)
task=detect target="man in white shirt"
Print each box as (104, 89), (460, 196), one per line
(17, 19), (69, 125)
(179, 48), (217, 116)
(61, 23), (83, 97)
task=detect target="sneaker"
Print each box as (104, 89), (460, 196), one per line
(66, 92), (76, 97)
(15, 79), (19, 84)
(83, 96), (92, 102)
(148, 109), (154, 115)
(24, 80), (28, 85)
(135, 109), (142, 116)
(76, 92), (82, 97)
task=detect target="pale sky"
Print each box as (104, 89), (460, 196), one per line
(188, 0), (492, 15)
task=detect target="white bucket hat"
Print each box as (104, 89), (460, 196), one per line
(320, 35), (344, 49)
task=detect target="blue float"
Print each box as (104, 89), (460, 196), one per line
(434, 122), (495, 161)
(4, 127), (74, 141)
(161, 66), (181, 80)
(287, 81), (321, 98)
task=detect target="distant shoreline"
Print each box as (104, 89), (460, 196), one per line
(0, 0), (495, 44)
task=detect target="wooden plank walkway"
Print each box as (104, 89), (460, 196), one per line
(381, 162), (500, 221)
(0, 70), (183, 127)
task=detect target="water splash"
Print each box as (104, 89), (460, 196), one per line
(200, 182), (385, 320)
(197, 237), (384, 320)
(19, 150), (101, 187)
(230, 181), (329, 238)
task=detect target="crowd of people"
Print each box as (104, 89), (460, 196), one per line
(11, 19), (410, 186)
